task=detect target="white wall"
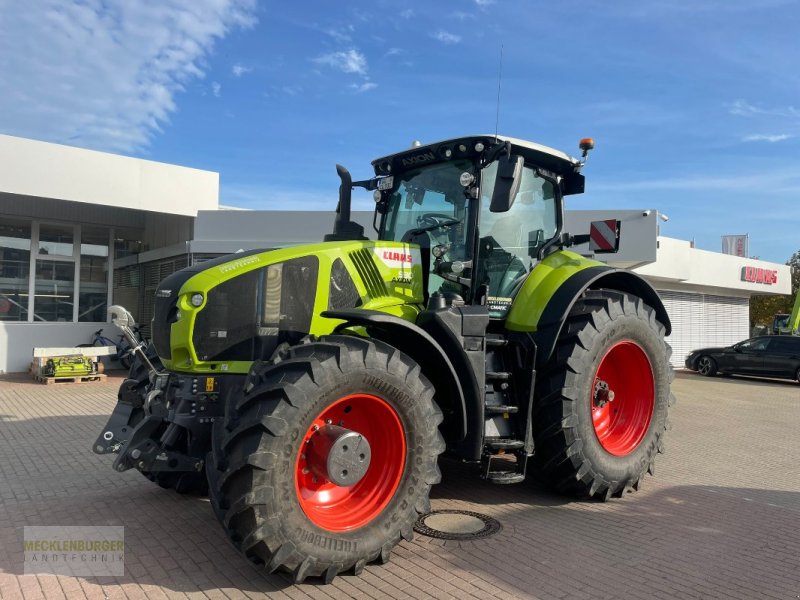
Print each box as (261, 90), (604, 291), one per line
(0, 322), (125, 373)
(0, 134), (218, 217)
(635, 237), (792, 295)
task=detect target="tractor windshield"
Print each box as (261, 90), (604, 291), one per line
(381, 159), (474, 291)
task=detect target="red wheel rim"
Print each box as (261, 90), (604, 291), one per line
(591, 341), (655, 456)
(294, 393), (406, 532)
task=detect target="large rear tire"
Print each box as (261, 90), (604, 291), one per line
(207, 335), (444, 583)
(532, 289), (673, 500)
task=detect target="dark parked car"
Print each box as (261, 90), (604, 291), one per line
(685, 336), (800, 383)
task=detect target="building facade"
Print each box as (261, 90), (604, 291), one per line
(0, 134), (217, 372)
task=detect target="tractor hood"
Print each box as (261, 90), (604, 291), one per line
(151, 241), (424, 374)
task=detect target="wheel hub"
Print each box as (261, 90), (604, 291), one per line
(306, 425), (372, 486)
(593, 379), (616, 409)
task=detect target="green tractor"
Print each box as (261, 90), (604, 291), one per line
(94, 135), (673, 583)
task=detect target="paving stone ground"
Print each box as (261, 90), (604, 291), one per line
(0, 370), (798, 600)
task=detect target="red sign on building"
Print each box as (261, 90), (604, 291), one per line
(741, 266), (778, 285)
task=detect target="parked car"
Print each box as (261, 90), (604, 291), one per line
(685, 336), (800, 383)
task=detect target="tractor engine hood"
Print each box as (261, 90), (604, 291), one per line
(151, 241), (424, 374)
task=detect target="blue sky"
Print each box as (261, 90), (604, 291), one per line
(0, 0), (798, 262)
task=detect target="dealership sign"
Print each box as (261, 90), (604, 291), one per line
(741, 266), (778, 285)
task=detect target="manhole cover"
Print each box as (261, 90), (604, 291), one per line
(413, 510), (502, 540)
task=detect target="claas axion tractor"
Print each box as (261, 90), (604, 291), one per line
(95, 135), (673, 583)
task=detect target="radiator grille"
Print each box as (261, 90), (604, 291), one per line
(348, 249), (387, 298)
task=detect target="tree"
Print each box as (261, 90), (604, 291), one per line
(750, 250), (800, 328)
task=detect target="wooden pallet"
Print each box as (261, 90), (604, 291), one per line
(33, 373), (107, 385)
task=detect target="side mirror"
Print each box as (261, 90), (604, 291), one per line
(108, 305), (136, 328)
(731, 344), (741, 353)
(490, 154), (524, 213)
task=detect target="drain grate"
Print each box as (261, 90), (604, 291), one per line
(413, 510), (502, 540)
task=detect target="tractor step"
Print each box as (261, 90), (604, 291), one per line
(486, 471), (526, 485)
(485, 371), (511, 381)
(485, 405), (519, 415)
(484, 437), (525, 451)
(485, 337), (509, 347)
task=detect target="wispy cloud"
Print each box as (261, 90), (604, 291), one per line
(431, 30), (461, 45)
(325, 26), (354, 43)
(728, 99), (800, 118)
(474, 0), (495, 5)
(400, 9), (415, 19)
(452, 11), (476, 20)
(313, 49), (368, 75)
(0, 0), (256, 153)
(232, 64), (252, 77)
(385, 47), (404, 57)
(211, 82), (222, 97)
(349, 82), (378, 93)
(742, 133), (792, 142)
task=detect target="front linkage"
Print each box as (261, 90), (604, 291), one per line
(93, 306), (222, 485)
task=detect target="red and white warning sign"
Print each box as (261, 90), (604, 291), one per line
(589, 219), (620, 253)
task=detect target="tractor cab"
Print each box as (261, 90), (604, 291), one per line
(353, 135), (589, 316)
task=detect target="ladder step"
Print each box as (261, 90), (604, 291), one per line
(486, 471), (526, 485)
(485, 438), (525, 451)
(486, 338), (509, 347)
(486, 371), (510, 381)
(485, 405), (519, 415)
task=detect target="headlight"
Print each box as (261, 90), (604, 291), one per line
(190, 293), (204, 307)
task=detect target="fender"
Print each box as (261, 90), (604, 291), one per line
(507, 253), (671, 368)
(321, 309), (467, 442)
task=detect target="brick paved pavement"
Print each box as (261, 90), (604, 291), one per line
(0, 371), (797, 599)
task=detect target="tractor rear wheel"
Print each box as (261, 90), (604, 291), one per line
(207, 335), (444, 583)
(533, 289), (673, 500)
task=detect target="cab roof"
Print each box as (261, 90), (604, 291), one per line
(371, 134), (581, 176)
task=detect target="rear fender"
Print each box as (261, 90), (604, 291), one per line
(321, 309), (467, 442)
(506, 251), (670, 368)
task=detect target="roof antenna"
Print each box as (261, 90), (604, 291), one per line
(494, 44), (504, 142)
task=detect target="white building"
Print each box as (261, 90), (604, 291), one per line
(0, 134), (217, 372)
(0, 134), (790, 371)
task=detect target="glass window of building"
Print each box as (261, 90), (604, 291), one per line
(34, 259), (75, 321)
(0, 219), (32, 322)
(39, 223), (74, 257)
(79, 226), (109, 322)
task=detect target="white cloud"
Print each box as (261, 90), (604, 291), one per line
(742, 133), (792, 142)
(385, 47), (404, 57)
(431, 30), (461, 45)
(211, 82), (222, 97)
(313, 49), (368, 75)
(728, 99), (800, 118)
(232, 64), (252, 77)
(0, 0), (256, 153)
(349, 82), (378, 93)
(400, 9), (415, 19)
(474, 0), (495, 5)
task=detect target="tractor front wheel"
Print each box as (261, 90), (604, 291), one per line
(207, 335), (444, 583)
(533, 290), (673, 500)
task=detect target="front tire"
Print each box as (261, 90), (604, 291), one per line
(697, 355), (717, 377)
(533, 290), (672, 500)
(207, 335), (444, 583)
